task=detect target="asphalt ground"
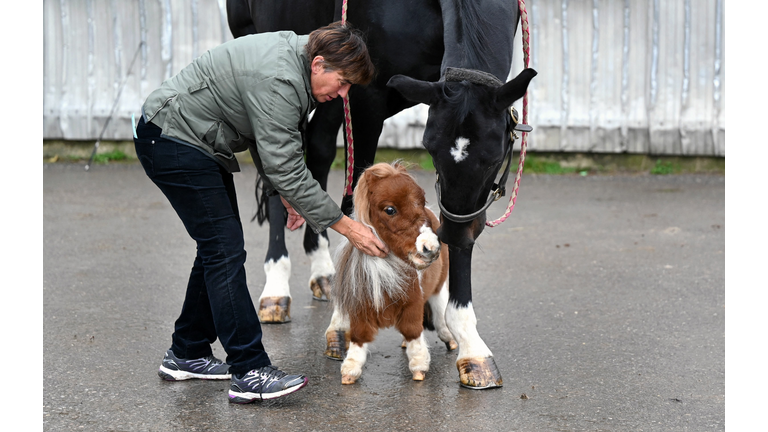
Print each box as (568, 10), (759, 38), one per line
(40, 161), (725, 431)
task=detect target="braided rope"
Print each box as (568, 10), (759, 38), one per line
(341, 0), (356, 196)
(486, 0), (531, 227)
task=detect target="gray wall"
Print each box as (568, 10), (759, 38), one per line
(43, 0), (725, 156)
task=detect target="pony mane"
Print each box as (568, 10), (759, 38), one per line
(332, 236), (414, 314)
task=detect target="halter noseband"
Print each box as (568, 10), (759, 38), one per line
(435, 68), (531, 224)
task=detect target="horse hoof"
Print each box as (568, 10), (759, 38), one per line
(324, 330), (349, 360)
(456, 357), (503, 389)
(310, 276), (332, 301)
(445, 340), (458, 351)
(341, 374), (357, 385)
(258, 297), (291, 323)
(412, 371), (426, 381)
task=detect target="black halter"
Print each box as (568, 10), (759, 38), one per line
(435, 68), (531, 224)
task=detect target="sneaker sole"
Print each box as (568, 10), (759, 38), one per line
(158, 365), (232, 381)
(228, 377), (308, 403)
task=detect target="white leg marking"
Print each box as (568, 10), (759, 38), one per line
(325, 305), (350, 335)
(428, 281), (457, 346)
(308, 235), (335, 284)
(450, 137), (470, 163)
(405, 333), (430, 376)
(445, 301), (492, 360)
(341, 342), (368, 382)
(260, 256), (291, 299)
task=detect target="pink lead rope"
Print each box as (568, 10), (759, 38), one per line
(341, 0), (356, 197)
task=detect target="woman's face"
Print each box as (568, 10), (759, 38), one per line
(310, 56), (352, 103)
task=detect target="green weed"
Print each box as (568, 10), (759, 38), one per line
(93, 150), (128, 164)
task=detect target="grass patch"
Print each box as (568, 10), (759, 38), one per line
(523, 154), (578, 175)
(92, 150), (129, 164)
(650, 159), (679, 175)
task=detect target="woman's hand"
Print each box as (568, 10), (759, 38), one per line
(331, 215), (389, 258)
(280, 196), (306, 231)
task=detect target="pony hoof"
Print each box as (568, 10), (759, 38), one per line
(341, 374), (358, 385)
(445, 340), (458, 351)
(310, 276), (332, 301)
(258, 296), (291, 323)
(412, 371), (426, 381)
(324, 330), (349, 360)
(457, 357), (503, 389)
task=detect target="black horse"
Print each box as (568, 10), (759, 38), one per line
(227, 0), (536, 389)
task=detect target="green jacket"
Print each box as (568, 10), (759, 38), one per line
(142, 31), (343, 233)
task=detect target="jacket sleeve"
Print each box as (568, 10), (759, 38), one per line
(244, 77), (343, 233)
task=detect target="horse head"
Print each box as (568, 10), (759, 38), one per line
(354, 162), (442, 270)
(387, 68), (537, 249)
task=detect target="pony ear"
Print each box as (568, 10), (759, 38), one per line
(494, 68), (537, 111)
(353, 170), (372, 225)
(387, 75), (441, 106)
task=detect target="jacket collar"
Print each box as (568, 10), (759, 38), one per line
(299, 36), (318, 109)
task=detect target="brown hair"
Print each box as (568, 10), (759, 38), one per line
(306, 21), (375, 85)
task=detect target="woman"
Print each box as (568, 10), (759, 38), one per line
(134, 22), (387, 404)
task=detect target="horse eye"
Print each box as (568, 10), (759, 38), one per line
(384, 206), (397, 216)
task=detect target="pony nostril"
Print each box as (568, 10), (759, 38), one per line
(422, 245), (430, 254)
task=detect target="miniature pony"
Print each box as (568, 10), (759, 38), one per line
(328, 162), (457, 384)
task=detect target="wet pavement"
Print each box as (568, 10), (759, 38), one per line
(43, 162), (724, 431)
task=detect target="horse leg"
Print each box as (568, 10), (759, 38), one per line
(257, 195), (292, 323)
(324, 305), (350, 360)
(404, 334), (430, 381)
(340, 341), (368, 385)
(304, 102), (342, 300)
(445, 245), (503, 389)
(339, 87), (397, 215)
(305, 232), (334, 301)
(341, 319), (377, 385)
(428, 281), (459, 351)
(397, 299), (431, 381)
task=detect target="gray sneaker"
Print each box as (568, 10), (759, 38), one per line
(158, 349), (231, 381)
(228, 365), (308, 403)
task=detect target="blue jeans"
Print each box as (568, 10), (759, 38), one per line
(134, 117), (270, 375)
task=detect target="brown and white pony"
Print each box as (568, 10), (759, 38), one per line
(326, 162), (457, 384)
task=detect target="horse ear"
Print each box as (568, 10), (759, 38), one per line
(387, 75), (441, 106)
(494, 68), (537, 111)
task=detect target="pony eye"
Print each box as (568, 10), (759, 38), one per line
(384, 206), (397, 216)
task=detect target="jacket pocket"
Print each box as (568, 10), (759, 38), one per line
(203, 120), (239, 160)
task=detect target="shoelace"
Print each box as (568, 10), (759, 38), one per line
(243, 366), (286, 393)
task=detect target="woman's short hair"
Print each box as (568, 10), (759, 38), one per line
(306, 21), (375, 86)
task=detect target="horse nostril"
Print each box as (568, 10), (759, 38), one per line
(422, 245), (430, 254)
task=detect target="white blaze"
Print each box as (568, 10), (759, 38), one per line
(451, 137), (470, 163)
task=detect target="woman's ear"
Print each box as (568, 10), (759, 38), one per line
(311, 56), (326, 73)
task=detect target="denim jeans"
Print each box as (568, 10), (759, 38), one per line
(134, 117), (270, 375)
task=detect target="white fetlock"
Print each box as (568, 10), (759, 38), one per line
(405, 334), (430, 381)
(340, 342), (368, 384)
